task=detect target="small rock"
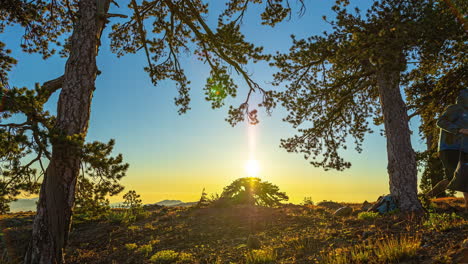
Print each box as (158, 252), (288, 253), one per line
(334, 206), (353, 217)
(362, 231), (374, 239)
(247, 235), (262, 249)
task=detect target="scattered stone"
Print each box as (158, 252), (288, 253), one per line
(247, 235), (262, 249)
(362, 231), (374, 239)
(333, 206), (353, 217)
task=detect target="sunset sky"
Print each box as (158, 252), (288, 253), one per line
(4, 0), (431, 204)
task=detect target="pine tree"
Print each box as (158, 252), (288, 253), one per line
(272, 0), (465, 212)
(197, 188), (210, 208)
(220, 177), (289, 207)
(403, 0), (466, 196)
(1, 1), (298, 262)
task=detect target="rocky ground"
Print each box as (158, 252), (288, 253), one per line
(1, 197), (467, 264)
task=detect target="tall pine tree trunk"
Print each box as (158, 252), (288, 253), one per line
(24, 0), (110, 263)
(376, 65), (423, 212)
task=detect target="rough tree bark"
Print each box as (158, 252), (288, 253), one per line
(24, 0), (110, 263)
(376, 64), (423, 212)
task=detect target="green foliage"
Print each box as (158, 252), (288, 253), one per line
(177, 252), (194, 263)
(0, 0), (300, 215)
(73, 140), (127, 219)
(106, 190), (145, 224)
(123, 190), (142, 211)
(106, 209), (136, 224)
(125, 243), (138, 251)
(245, 248), (277, 264)
(196, 188), (210, 208)
(272, 0), (466, 171)
(137, 244), (153, 257)
(404, 0), (466, 183)
(218, 177), (288, 207)
(0, 0), (73, 84)
(73, 177), (110, 220)
(0, 86), (127, 215)
(357, 212), (380, 221)
(423, 212), (464, 231)
(149, 250), (193, 264)
(150, 250), (178, 264)
(0, 0), (80, 214)
(302, 196), (314, 206)
(109, 0), (300, 124)
(417, 149), (455, 197)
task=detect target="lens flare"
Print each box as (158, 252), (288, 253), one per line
(245, 159), (260, 177)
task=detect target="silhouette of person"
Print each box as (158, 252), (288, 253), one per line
(429, 89), (468, 210)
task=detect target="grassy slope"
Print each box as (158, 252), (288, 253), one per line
(0, 198), (467, 264)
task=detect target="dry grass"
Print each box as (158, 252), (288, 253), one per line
(0, 198), (466, 263)
(245, 248), (277, 264)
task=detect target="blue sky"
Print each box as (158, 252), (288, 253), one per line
(3, 0), (430, 204)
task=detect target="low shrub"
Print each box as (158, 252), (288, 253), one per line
(303, 197), (314, 206)
(124, 243), (138, 251)
(357, 211), (380, 221)
(137, 244), (153, 257)
(150, 250), (178, 264)
(106, 209), (138, 224)
(149, 250), (193, 264)
(423, 212), (464, 231)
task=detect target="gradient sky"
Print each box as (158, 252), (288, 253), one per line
(4, 0), (431, 204)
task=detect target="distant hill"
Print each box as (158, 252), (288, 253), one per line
(9, 198), (197, 212)
(152, 200), (197, 207)
(155, 200), (183, 206)
(9, 198), (38, 212)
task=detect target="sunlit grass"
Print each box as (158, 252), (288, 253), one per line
(291, 236), (321, 254)
(245, 248), (277, 264)
(357, 211), (380, 221)
(320, 248), (352, 264)
(374, 235), (421, 262)
(320, 235), (421, 264)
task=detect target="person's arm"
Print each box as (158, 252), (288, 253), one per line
(437, 105), (462, 134)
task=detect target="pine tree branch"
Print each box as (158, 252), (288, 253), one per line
(38, 75), (64, 102)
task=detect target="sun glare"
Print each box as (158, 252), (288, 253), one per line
(245, 159), (260, 177)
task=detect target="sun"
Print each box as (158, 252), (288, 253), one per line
(245, 159), (260, 177)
